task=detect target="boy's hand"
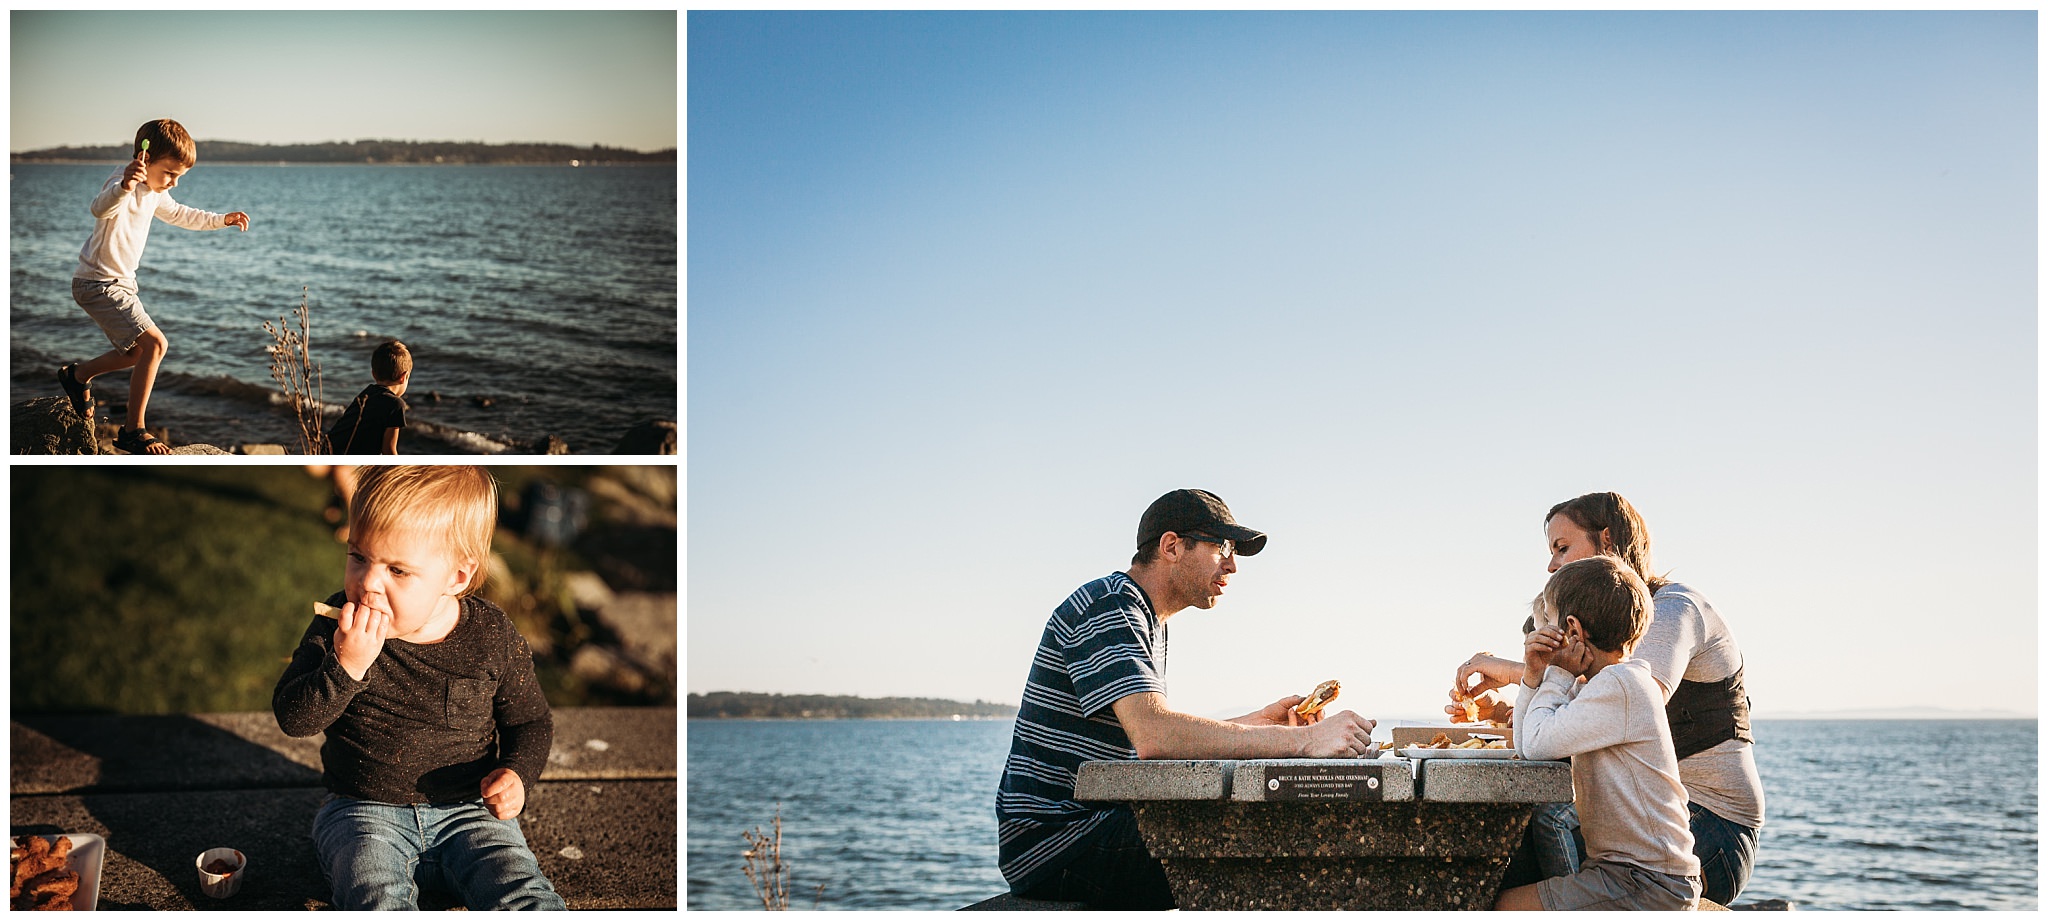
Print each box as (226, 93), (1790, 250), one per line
(1549, 623), (1596, 678)
(1522, 625), (1565, 686)
(120, 155), (147, 192)
(481, 768), (526, 819)
(333, 595), (392, 681)
(224, 212), (250, 232)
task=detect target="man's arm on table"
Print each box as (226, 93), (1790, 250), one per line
(1111, 692), (1374, 760)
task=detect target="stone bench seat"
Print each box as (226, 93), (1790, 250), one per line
(10, 708), (675, 910)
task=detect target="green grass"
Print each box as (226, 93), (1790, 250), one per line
(10, 466), (672, 714)
(12, 467), (341, 713)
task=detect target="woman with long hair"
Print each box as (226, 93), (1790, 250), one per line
(1455, 492), (1763, 906)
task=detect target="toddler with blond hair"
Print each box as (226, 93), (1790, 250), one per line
(273, 465), (564, 910)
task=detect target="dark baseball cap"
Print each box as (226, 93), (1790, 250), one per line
(1136, 489), (1268, 557)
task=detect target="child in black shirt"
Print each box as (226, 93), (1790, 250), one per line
(329, 340), (411, 454)
(273, 466), (563, 910)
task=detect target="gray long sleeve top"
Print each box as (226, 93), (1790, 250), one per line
(273, 591), (552, 805)
(1517, 659), (1701, 879)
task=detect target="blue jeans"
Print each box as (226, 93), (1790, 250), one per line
(1528, 802), (1585, 879)
(1689, 801), (1760, 906)
(312, 794), (566, 910)
(1516, 802), (1759, 906)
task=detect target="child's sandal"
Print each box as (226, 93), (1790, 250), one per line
(57, 364), (93, 418)
(113, 427), (167, 454)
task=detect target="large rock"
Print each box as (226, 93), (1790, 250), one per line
(591, 592), (676, 684)
(87, 420), (230, 455)
(584, 471), (676, 530)
(13, 397), (104, 454)
(610, 420), (676, 455)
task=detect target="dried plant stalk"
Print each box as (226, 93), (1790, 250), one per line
(741, 807), (791, 910)
(263, 286), (328, 454)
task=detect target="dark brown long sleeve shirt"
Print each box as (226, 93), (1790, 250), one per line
(273, 591), (552, 805)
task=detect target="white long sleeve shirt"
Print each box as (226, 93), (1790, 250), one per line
(75, 166), (228, 282)
(1517, 659), (1701, 879)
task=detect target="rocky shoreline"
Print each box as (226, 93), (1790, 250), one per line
(12, 397), (674, 456)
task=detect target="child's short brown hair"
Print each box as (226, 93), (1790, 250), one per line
(372, 341), (413, 385)
(349, 466), (498, 596)
(1542, 555), (1652, 653)
(134, 119), (197, 168)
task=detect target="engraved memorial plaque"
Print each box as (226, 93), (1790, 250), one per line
(1261, 764), (1387, 802)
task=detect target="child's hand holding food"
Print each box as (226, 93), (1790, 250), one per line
(481, 768), (526, 820)
(334, 593), (392, 681)
(224, 211), (250, 232)
(120, 152), (148, 192)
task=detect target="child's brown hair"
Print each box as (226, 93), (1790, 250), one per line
(1542, 555), (1652, 653)
(133, 119), (197, 168)
(373, 341), (412, 386)
(349, 466), (497, 597)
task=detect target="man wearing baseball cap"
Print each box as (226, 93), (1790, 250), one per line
(994, 488), (1377, 908)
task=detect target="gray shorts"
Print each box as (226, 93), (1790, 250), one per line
(1536, 859), (1701, 911)
(72, 277), (156, 352)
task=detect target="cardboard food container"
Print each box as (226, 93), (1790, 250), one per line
(1391, 724), (1514, 747)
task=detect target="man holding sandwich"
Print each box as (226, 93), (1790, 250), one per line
(994, 488), (1377, 909)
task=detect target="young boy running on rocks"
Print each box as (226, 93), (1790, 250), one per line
(57, 118), (250, 454)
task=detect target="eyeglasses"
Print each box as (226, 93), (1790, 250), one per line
(1180, 534), (1235, 559)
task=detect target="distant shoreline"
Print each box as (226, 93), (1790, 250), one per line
(687, 691), (1018, 720)
(11, 139), (674, 166)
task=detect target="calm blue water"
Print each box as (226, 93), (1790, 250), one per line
(10, 163), (676, 453)
(685, 718), (2037, 911)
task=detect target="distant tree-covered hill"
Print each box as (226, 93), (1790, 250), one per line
(11, 139), (674, 165)
(687, 691), (1018, 720)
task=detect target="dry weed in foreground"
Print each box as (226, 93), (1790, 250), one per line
(263, 286), (328, 454)
(742, 807), (823, 909)
(741, 808), (790, 910)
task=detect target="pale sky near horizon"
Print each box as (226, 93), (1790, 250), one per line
(10, 11), (676, 152)
(688, 11), (2037, 721)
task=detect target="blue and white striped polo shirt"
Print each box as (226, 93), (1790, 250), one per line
(995, 572), (1168, 892)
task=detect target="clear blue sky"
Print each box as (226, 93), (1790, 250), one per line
(10, 11), (676, 152)
(687, 12), (2037, 721)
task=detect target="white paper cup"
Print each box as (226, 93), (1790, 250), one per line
(196, 847), (246, 899)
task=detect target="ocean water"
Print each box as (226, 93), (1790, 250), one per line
(9, 163), (676, 453)
(684, 718), (2037, 911)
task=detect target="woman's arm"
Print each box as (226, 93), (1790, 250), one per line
(1454, 652), (1526, 699)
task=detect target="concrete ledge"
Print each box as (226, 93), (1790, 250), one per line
(10, 780), (674, 909)
(1416, 758), (1572, 803)
(12, 708), (675, 794)
(1229, 759), (1414, 803)
(1074, 760), (1229, 801)
(11, 709), (675, 909)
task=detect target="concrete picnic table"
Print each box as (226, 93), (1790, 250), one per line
(10, 707), (676, 910)
(1073, 753), (1572, 910)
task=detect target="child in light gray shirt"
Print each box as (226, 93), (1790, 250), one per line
(1494, 556), (1702, 911)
